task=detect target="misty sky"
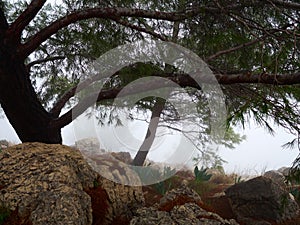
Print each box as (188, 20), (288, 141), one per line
(0, 112), (298, 175)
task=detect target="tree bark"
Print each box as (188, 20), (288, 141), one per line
(0, 43), (62, 144)
(131, 98), (166, 166)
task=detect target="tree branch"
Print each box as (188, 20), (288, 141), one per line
(206, 22), (292, 61)
(49, 71), (300, 130)
(112, 17), (169, 41)
(18, 7), (185, 58)
(206, 35), (267, 61)
(269, 0), (300, 10)
(26, 55), (65, 71)
(7, 0), (46, 42)
(0, 8), (8, 37)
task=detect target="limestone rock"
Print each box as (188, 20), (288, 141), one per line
(0, 140), (13, 150)
(131, 186), (239, 225)
(278, 167), (291, 177)
(0, 142), (144, 225)
(225, 176), (299, 223)
(74, 138), (105, 156)
(83, 151), (142, 186)
(159, 186), (202, 211)
(263, 170), (286, 188)
(0, 142), (97, 225)
(130, 202), (240, 225)
(110, 151), (132, 164)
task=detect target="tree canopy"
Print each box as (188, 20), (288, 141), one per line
(0, 0), (299, 167)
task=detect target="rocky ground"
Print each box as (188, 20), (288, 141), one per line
(1, 140), (300, 225)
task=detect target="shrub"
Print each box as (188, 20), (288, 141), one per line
(194, 166), (212, 183)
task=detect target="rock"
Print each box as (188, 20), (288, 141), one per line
(278, 167), (291, 177)
(130, 202), (240, 225)
(263, 170), (286, 188)
(111, 151), (132, 164)
(0, 139), (13, 150)
(131, 186), (239, 224)
(74, 137), (105, 156)
(225, 176), (299, 223)
(0, 142), (144, 225)
(158, 186), (202, 211)
(83, 151), (142, 186)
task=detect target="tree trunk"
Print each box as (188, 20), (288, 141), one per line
(0, 23), (62, 143)
(131, 98), (166, 166)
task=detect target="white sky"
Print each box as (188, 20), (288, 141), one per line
(0, 112), (298, 175)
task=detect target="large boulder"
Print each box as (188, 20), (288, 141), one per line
(0, 142), (144, 225)
(225, 176), (299, 224)
(130, 186), (239, 225)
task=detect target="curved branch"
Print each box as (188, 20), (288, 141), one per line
(7, 0), (46, 41)
(18, 7), (185, 58)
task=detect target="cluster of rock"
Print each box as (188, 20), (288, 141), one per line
(0, 141), (299, 225)
(130, 186), (239, 225)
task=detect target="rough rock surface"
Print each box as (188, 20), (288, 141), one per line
(278, 167), (291, 177)
(82, 151), (142, 186)
(130, 202), (240, 225)
(264, 170), (286, 188)
(0, 142), (144, 225)
(158, 185), (202, 211)
(225, 176), (299, 223)
(130, 186), (239, 225)
(0, 140), (13, 150)
(74, 138), (105, 156)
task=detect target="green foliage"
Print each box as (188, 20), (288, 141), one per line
(153, 180), (173, 196)
(194, 166), (212, 183)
